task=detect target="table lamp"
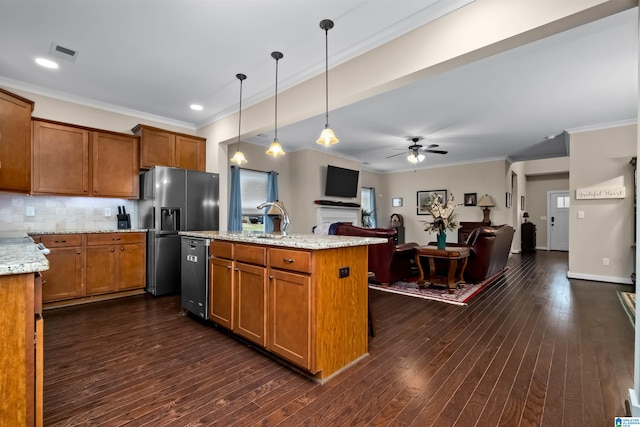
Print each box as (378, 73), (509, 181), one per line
(477, 194), (495, 225)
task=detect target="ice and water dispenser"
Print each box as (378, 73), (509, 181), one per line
(160, 207), (181, 232)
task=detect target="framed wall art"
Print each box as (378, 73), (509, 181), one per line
(464, 193), (477, 206)
(521, 195), (525, 210)
(506, 192), (512, 208)
(392, 197), (403, 207)
(417, 190), (447, 215)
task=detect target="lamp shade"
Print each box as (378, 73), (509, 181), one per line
(407, 153), (425, 164)
(317, 127), (339, 146)
(266, 140), (285, 157)
(266, 201), (285, 215)
(523, 212), (530, 218)
(477, 194), (495, 207)
(230, 150), (247, 165)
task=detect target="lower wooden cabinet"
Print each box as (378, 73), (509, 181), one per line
(234, 262), (267, 346)
(209, 256), (234, 329)
(38, 235), (84, 302)
(268, 269), (311, 369)
(34, 232), (146, 304)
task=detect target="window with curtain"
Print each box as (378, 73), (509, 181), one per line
(240, 169), (269, 232)
(361, 187), (377, 228)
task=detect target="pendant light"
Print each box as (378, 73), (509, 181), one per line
(230, 73), (248, 165)
(266, 51), (286, 157)
(317, 19), (339, 146)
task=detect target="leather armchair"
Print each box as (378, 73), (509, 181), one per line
(332, 223), (418, 285)
(440, 225), (515, 283)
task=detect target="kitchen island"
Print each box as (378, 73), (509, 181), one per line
(180, 231), (385, 383)
(0, 232), (49, 426)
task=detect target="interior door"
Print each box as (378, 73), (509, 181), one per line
(548, 191), (570, 251)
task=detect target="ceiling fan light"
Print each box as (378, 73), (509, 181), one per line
(317, 127), (339, 146)
(407, 153), (425, 163)
(266, 140), (285, 157)
(230, 150), (248, 165)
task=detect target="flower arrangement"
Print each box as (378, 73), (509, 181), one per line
(421, 194), (460, 234)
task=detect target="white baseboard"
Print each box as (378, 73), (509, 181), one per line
(630, 389), (640, 416)
(566, 271), (634, 285)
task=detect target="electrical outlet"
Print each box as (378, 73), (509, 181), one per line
(603, 258), (610, 266)
(104, 208), (112, 217)
(338, 267), (350, 278)
(25, 206), (35, 217)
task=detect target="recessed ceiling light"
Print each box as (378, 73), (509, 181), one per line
(35, 57), (59, 69)
(190, 104), (203, 111)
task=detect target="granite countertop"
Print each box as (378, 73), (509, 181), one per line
(29, 229), (147, 235)
(179, 231), (387, 250)
(0, 232), (49, 276)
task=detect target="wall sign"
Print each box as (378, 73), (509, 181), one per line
(575, 187), (626, 199)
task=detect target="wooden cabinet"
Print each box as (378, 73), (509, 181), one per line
(133, 124), (206, 171)
(38, 234), (84, 302)
(32, 120), (90, 196)
(0, 88), (34, 192)
(34, 232), (146, 305)
(268, 268), (312, 369)
(234, 262), (268, 346)
(86, 233), (146, 294)
(206, 239), (368, 381)
(0, 271), (43, 426)
(91, 131), (139, 198)
(521, 222), (536, 252)
(32, 119), (139, 198)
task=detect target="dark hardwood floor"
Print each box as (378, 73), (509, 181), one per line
(43, 251), (634, 426)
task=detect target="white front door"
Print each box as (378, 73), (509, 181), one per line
(548, 190), (570, 251)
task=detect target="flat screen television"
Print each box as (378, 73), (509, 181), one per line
(325, 165), (359, 198)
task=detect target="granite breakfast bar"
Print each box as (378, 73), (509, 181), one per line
(180, 231), (386, 382)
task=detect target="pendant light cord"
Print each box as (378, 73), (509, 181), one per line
(238, 78), (243, 147)
(324, 26), (329, 128)
(274, 57), (279, 141)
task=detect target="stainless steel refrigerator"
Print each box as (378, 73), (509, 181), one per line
(139, 166), (219, 295)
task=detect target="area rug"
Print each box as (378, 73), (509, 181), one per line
(369, 270), (505, 306)
(618, 291), (636, 327)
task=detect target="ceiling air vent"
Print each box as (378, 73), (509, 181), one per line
(49, 42), (79, 62)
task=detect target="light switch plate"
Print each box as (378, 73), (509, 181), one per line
(25, 206), (35, 217)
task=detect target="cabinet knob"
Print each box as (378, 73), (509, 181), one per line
(269, 275), (273, 280)
(111, 249), (115, 252)
(113, 237), (121, 241)
(283, 258), (294, 263)
(76, 250), (81, 255)
(234, 267), (239, 271)
(54, 240), (66, 243)
(227, 265), (232, 270)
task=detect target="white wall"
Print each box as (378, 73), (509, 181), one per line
(568, 123), (636, 284)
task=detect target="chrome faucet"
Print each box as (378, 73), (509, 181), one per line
(257, 202), (290, 235)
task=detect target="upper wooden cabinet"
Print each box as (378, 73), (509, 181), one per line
(0, 88), (34, 192)
(32, 119), (139, 198)
(132, 124), (206, 171)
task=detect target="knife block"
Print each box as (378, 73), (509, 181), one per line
(117, 214), (131, 230)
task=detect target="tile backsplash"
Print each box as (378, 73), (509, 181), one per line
(0, 192), (138, 232)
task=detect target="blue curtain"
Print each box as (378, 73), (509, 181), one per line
(228, 166), (243, 232)
(263, 171), (279, 232)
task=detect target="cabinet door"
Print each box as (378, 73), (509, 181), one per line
(33, 120), (90, 195)
(268, 269), (311, 369)
(139, 127), (175, 169)
(175, 134), (206, 171)
(0, 89), (33, 192)
(42, 247), (84, 302)
(210, 257), (234, 329)
(234, 262), (267, 346)
(85, 245), (116, 295)
(91, 132), (139, 198)
(117, 243), (146, 290)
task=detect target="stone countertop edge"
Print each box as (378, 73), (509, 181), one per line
(28, 229), (148, 235)
(0, 241), (49, 276)
(179, 231), (387, 250)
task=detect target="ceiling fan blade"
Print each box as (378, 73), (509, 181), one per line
(423, 149), (448, 155)
(385, 152), (409, 159)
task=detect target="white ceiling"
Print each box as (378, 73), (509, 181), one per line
(0, 1), (637, 174)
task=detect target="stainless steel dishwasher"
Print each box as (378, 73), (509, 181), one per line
(180, 236), (210, 319)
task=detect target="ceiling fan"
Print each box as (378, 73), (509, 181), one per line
(386, 137), (448, 163)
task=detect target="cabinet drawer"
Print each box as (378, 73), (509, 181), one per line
(210, 241), (233, 259)
(235, 244), (266, 266)
(39, 234), (82, 247)
(87, 232), (145, 246)
(269, 248), (311, 273)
